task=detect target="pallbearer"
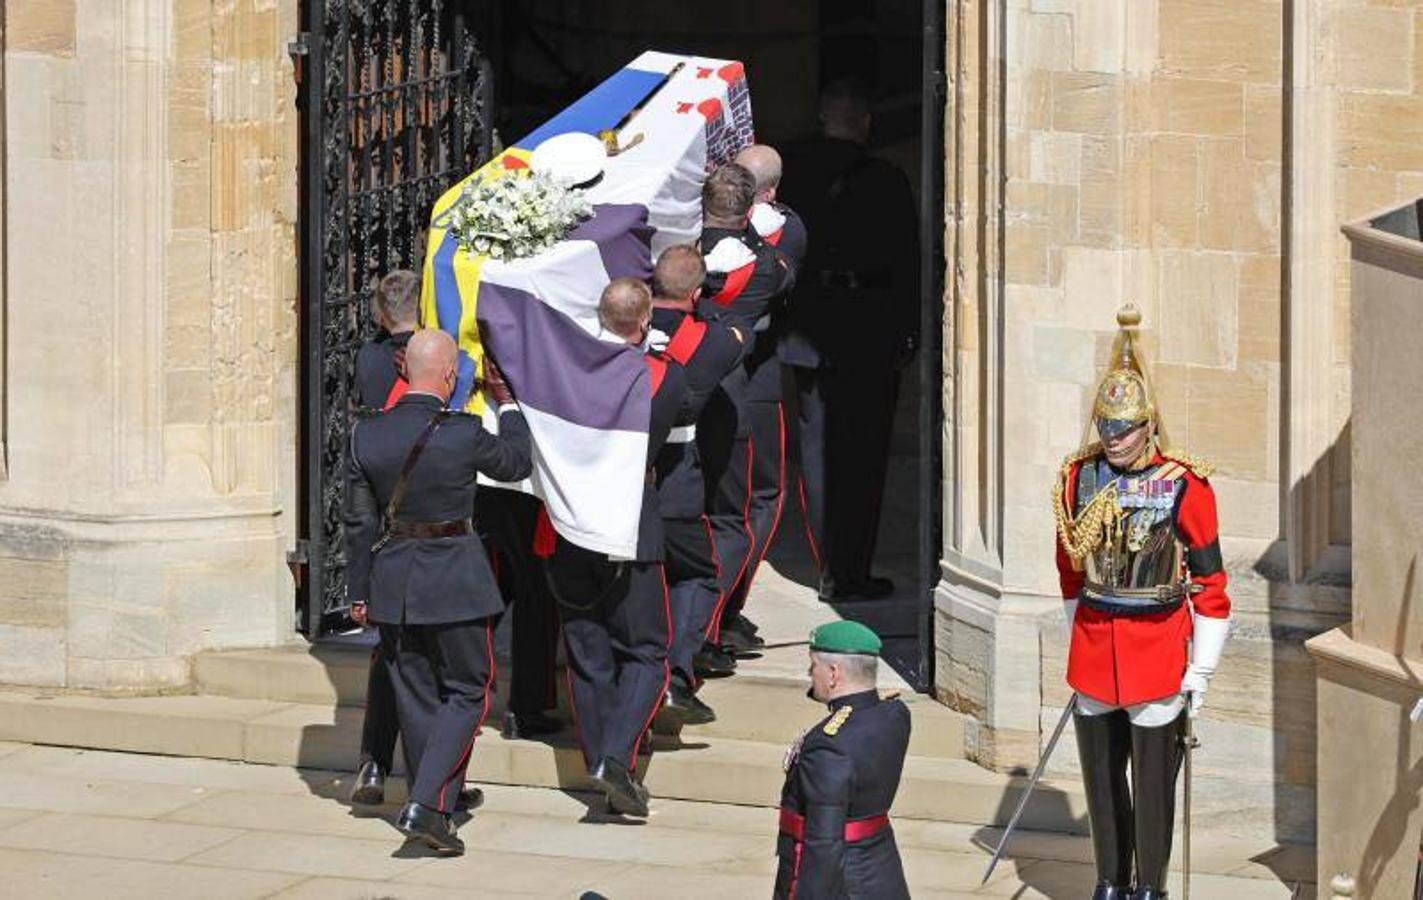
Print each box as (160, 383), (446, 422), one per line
(648, 245), (747, 721)
(774, 620), (910, 900)
(549, 278), (685, 818)
(696, 163), (794, 656)
(344, 330), (532, 855)
(1053, 307), (1231, 899)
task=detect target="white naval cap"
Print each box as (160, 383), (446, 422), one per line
(529, 132), (607, 187)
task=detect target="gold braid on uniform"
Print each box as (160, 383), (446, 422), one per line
(1052, 443), (1125, 568)
(1160, 448), (1216, 480)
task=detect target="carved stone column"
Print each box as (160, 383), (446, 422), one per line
(0, 0), (299, 689)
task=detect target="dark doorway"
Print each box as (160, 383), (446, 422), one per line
(292, 1), (495, 638)
(292, 1), (946, 688)
(485, 2), (946, 689)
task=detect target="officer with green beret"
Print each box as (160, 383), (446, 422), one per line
(773, 620), (911, 899)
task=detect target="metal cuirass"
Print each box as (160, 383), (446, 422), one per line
(1076, 457), (1188, 615)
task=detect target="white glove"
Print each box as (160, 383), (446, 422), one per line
(1181, 614), (1230, 718)
(1063, 598), (1079, 645)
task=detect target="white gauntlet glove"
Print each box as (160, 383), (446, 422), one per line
(1182, 613), (1230, 717)
(1063, 598), (1079, 645)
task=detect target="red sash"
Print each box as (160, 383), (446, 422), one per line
(643, 353), (668, 395)
(778, 807), (890, 843)
(665, 316), (707, 366)
(383, 378), (409, 410)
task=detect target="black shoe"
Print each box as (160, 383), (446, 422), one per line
(1131, 889), (1165, 900)
(663, 683), (716, 725)
(718, 626), (763, 656)
(723, 614), (765, 646)
(502, 709), (561, 740)
(1092, 884), (1133, 900)
(455, 787), (484, 812)
(588, 758), (650, 817)
(395, 801), (464, 855)
(349, 758), (386, 806)
(693, 642), (737, 677)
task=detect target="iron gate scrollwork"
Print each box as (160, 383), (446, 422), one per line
(295, 0), (493, 638)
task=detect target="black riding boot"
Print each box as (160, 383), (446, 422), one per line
(1074, 709), (1135, 894)
(1129, 710), (1187, 897)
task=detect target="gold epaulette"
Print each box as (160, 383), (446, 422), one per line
(1160, 449), (1215, 480)
(1053, 442), (1102, 508)
(823, 705), (853, 736)
(1052, 441), (1121, 567)
(1058, 442), (1103, 481)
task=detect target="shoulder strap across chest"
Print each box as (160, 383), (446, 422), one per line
(384, 410), (451, 523)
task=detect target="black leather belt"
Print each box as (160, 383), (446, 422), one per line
(387, 518), (474, 540)
(1080, 581), (1192, 617)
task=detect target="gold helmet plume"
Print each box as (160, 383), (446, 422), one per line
(1091, 305), (1161, 442)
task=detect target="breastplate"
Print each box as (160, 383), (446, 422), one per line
(1075, 458), (1185, 592)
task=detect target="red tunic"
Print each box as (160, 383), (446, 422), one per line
(1054, 452), (1230, 707)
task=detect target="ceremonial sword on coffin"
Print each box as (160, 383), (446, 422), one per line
(980, 694), (1078, 885)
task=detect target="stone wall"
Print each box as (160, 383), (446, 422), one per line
(936, 0), (1423, 844)
(0, 0), (300, 689)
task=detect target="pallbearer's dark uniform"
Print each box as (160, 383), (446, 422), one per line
(696, 227), (793, 629)
(718, 202), (807, 626)
(774, 630), (911, 900)
(350, 329), (414, 779)
(476, 488), (560, 722)
(551, 353), (686, 771)
(355, 329), (413, 411)
(778, 139), (919, 596)
(344, 392), (532, 814)
(651, 307), (745, 692)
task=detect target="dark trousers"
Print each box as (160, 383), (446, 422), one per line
(721, 356), (787, 623)
(1074, 709), (1187, 891)
(699, 371), (753, 633)
(359, 645), (400, 772)
(664, 516), (722, 689)
(794, 363), (900, 588)
(477, 489), (559, 714)
(549, 539), (670, 770)
(379, 618), (495, 813)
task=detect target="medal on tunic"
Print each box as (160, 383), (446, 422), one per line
(783, 729), (808, 772)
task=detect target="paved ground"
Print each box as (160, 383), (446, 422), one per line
(0, 741), (1313, 899)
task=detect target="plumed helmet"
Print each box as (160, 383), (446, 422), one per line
(1090, 305), (1161, 441)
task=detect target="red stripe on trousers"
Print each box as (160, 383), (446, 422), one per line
(629, 565), (674, 768)
(710, 437), (756, 640)
(557, 604), (591, 768)
(699, 514), (725, 642)
(732, 402), (786, 608)
(436, 620), (495, 811)
(797, 474), (822, 570)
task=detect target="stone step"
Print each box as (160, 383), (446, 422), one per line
(0, 688), (1085, 835)
(193, 643), (968, 761)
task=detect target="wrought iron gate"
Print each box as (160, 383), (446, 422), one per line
(293, 1), (493, 638)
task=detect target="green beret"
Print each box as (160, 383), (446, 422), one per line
(809, 620), (882, 656)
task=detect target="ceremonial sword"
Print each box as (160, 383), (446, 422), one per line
(981, 693), (1078, 885)
(1181, 701), (1201, 900)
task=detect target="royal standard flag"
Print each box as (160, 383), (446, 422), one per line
(422, 51), (754, 558)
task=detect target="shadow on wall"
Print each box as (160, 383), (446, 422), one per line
(1355, 556), (1421, 897)
(1254, 420), (1351, 849)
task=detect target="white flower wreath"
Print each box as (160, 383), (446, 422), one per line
(446, 170), (593, 262)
